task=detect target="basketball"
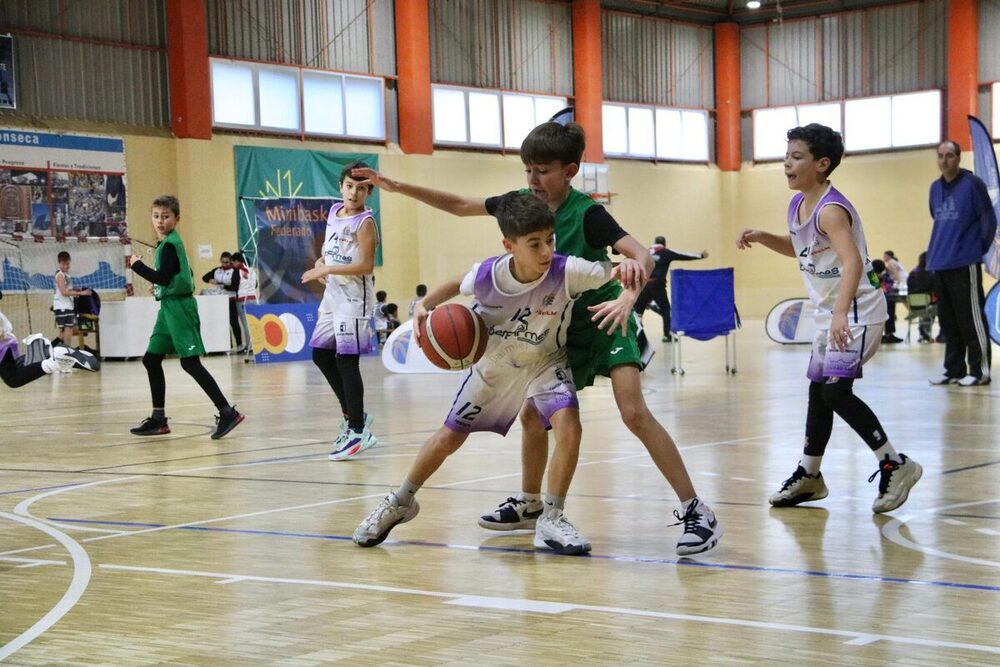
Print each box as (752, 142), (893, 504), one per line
(418, 303), (488, 371)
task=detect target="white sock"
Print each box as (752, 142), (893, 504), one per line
(800, 455), (823, 475)
(521, 492), (542, 507)
(872, 443), (902, 463)
(681, 497), (699, 513)
(41, 358), (59, 374)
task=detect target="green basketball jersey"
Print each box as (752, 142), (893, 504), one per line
(154, 229), (194, 300)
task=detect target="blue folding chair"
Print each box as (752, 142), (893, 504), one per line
(669, 267), (740, 375)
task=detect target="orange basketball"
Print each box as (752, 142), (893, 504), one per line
(418, 303), (488, 371)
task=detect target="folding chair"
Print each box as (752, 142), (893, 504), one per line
(669, 268), (740, 376)
(904, 292), (936, 344)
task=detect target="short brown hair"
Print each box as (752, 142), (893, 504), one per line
(520, 122), (585, 166)
(152, 195), (180, 217)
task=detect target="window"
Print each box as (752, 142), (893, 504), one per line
(431, 85), (567, 149)
(210, 58), (386, 140)
(603, 103), (709, 161)
(753, 91), (940, 159)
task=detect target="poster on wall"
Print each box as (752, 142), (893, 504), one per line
(0, 128), (127, 238)
(234, 146), (381, 266)
(0, 35), (14, 110)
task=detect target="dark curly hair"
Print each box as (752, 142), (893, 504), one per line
(787, 124), (844, 177)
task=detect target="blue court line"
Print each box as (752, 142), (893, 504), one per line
(48, 517), (1000, 593)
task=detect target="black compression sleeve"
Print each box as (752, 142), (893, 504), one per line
(583, 206), (628, 251)
(132, 244), (180, 286)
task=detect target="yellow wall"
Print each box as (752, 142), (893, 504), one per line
(14, 118), (998, 317)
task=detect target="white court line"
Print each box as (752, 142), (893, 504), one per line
(0, 556), (66, 567)
(0, 511), (92, 662)
(98, 562), (1000, 656)
(880, 499), (1000, 569)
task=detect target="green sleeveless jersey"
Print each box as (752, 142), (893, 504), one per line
(545, 188), (622, 314)
(154, 229), (194, 300)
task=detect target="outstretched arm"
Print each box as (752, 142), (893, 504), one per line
(736, 229), (795, 257)
(352, 167), (488, 217)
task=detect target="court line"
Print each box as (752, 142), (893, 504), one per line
(51, 517), (1000, 593)
(0, 511), (92, 662)
(97, 562), (1000, 656)
(880, 499), (1000, 570)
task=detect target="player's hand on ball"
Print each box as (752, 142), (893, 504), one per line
(412, 302), (430, 345)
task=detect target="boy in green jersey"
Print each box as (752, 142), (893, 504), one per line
(129, 195), (244, 439)
(354, 122), (721, 555)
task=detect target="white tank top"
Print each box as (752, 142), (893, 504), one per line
(53, 270), (74, 311)
(319, 202), (378, 318)
(787, 184), (887, 328)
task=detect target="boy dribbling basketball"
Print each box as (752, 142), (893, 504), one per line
(353, 193), (634, 554)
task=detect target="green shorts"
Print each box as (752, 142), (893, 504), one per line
(147, 296), (205, 358)
(566, 312), (643, 390)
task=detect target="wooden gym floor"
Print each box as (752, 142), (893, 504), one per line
(1, 321), (998, 665)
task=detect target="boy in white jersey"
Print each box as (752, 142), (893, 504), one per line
(737, 123), (922, 513)
(353, 193), (632, 554)
(53, 251), (92, 348)
(301, 161), (379, 460)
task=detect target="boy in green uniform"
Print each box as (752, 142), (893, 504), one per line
(353, 122), (722, 555)
(129, 195), (245, 439)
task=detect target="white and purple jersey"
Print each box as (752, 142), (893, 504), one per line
(444, 253), (611, 435)
(318, 202), (378, 319)
(788, 184), (886, 329)
(0, 310), (17, 361)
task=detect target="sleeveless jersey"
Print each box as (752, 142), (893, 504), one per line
(319, 202), (378, 316)
(53, 270), (74, 310)
(154, 229), (194, 300)
(472, 254), (574, 369)
(787, 184), (886, 328)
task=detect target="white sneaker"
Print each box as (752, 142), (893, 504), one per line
(533, 510), (591, 555)
(870, 454), (922, 513)
(673, 498), (723, 556)
(353, 494), (419, 547)
(52, 346), (100, 372)
(928, 374), (959, 385)
(956, 375), (990, 387)
(478, 496), (543, 531)
(328, 426), (377, 461)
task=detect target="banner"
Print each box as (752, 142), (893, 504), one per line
(249, 197), (331, 304)
(0, 128), (127, 238)
(968, 115), (1000, 278)
(245, 302), (317, 363)
(765, 298), (816, 344)
(381, 319), (451, 374)
(234, 146), (380, 266)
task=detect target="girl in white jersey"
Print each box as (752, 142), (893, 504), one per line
(737, 123), (922, 515)
(301, 161), (380, 460)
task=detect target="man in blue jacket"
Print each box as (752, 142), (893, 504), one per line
(927, 140), (997, 386)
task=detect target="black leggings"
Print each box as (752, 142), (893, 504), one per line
(312, 347), (365, 430)
(142, 352), (229, 410)
(0, 347), (45, 388)
(804, 379), (888, 456)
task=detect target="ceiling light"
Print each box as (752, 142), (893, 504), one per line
(746, 0), (762, 8)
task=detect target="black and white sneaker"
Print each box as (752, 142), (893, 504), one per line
(52, 346), (100, 372)
(478, 496), (543, 531)
(673, 498), (723, 556)
(769, 465), (829, 507)
(533, 510), (592, 555)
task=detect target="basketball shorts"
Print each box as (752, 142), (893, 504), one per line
(54, 309), (78, 329)
(310, 309), (374, 356)
(147, 296), (206, 358)
(807, 323), (884, 383)
(566, 312), (644, 389)
(444, 358), (579, 435)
